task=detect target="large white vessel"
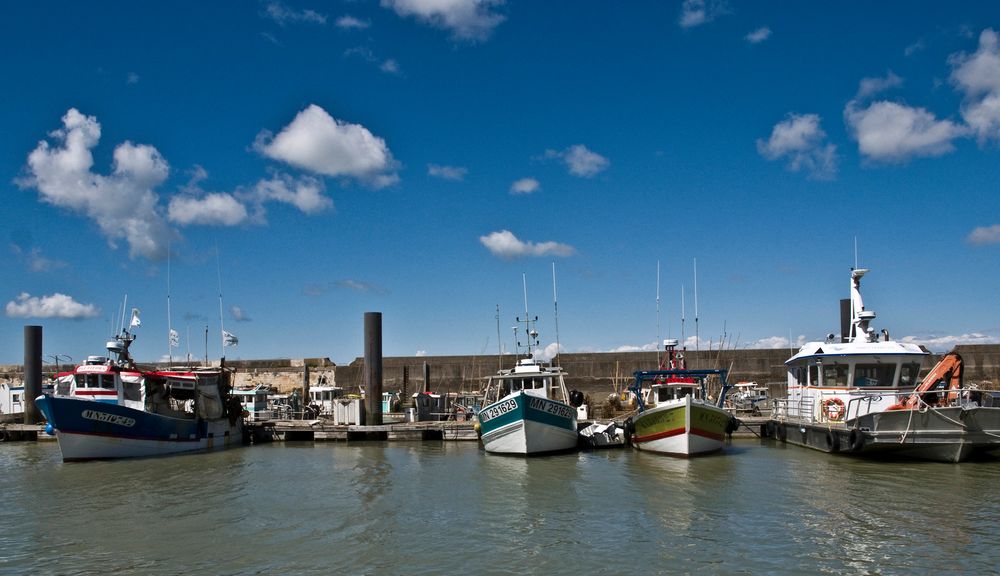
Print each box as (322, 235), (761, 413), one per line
(772, 268), (1000, 462)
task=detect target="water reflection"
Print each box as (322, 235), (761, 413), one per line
(3, 439), (1000, 574)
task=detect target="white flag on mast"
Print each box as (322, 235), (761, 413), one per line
(129, 308), (141, 328)
(169, 329), (180, 348)
(222, 330), (239, 347)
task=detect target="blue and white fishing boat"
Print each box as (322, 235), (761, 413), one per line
(36, 324), (244, 461)
(477, 303), (578, 455)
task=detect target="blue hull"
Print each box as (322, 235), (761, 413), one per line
(36, 395), (241, 461)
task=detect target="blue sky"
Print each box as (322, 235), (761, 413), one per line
(2, 1), (999, 366)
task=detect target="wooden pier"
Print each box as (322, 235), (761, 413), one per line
(247, 419), (480, 442)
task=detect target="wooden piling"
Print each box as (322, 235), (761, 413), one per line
(23, 325), (42, 425)
(364, 312), (383, 426)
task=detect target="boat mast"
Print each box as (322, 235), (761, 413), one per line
(167, 243), (173, 365)
(495, 304), (502, 371)
(694, 258), (699, 353)
(515, 273), (539, 361)
(656, 260), (661, 367)
(552, 262), (560, 367)
(680, 285), (685, 350)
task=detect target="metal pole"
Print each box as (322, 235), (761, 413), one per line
(23, 325), (43, 425)
(364, 312), (383, 426)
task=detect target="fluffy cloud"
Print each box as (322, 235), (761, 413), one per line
(250, 173), (331, 214)
(855, 70), (903, 100)
(21, 108), (174, 260)
(336, 15), (370, 29)
(757, 113), (838, 179)
(262, 1), (326, 25)
(950, 28), (1000, 143)
(428, 164), (468, 181)
(382, 0), (505, 41)
(745, 26), (771, 44)
(545, 144), (609, 178)
(679, 0), (730, 28)
(900, 332), (998, 352)
(169, 193), (248, 226)
(746, 335), (807, 350)
(231, 306), (252, 322)
(967, 224), (1000, 245)
(844, 100), (967, 163)
(479, 230), (575, 259)
(255, 104), (399, 187)
(5, 292), (99, 319)
(534, 342), (565, 363)
(509, 177), (540, 194)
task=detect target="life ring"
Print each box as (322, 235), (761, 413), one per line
(822, 397), (846, 422)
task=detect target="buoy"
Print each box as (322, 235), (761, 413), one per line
(45, 423), (56, 436)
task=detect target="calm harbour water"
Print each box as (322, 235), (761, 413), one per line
(2, 438), (998, 575)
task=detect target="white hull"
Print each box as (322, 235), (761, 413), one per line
(482, 419), (578, 455)
(634, 429), (724, 456)
(56, 422), (241, 461)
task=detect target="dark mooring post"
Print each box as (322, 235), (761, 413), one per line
(23, 325), (43, 425)
(364, 312), (383, 426)
(423, 361), (430, 393)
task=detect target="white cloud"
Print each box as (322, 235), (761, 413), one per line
(900, 332), (998, 353)
(545, 144), (609, 178)
(746, 335), (807, 350)
(479, 230), (575, 259)
(745, 26), (771, 44)
(336, 15), (370, 29)
(255, 104), (399, 187)
(844, 100), (968, 163)
(428, 164), (468, 181)
(534, 342), (565, 363)
(169, 192), (248, 226)
(679, 0), (730, 29)
(415, 350), (427, 357)
(855, 70), (903, 100)
(611, 342), (658, 353)
(262, 1), (326, 25)
(231, 306), (252, 322)
(5, 292), (99, 319)
(250, 173), (332, 214)
(509, 177), (540, 194)
(380, 59), (401, 74)
(967, 224), (1000, 245)
(382, 0), (505, 41)
(950, 28), (1000, 143)
(21, 108), (174, 260)
(757, 113), (838, 179)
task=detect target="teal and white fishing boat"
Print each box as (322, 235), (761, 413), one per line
(477, 283), (579, 455)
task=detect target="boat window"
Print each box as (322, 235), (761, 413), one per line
(899, 363), (920, 388)
(12, 393), (20, 403)
(854, 363), (896, 387)
(657, 388), (670, 402)
(78, 374), (102, 388)
(102, 375), (116, 390)
(822, 364), (849, 387)
(808, 365), (819, 386)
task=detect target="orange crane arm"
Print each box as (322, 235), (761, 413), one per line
(887, 352), (963, 410)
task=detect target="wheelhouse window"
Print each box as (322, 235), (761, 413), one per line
(808, 365), (819, 386)
(822, 364), (849, 387)
(899, 363), (921, 388)
(854, 363), (897, 387)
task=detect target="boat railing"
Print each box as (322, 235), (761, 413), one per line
(772, 394), (819, 423)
